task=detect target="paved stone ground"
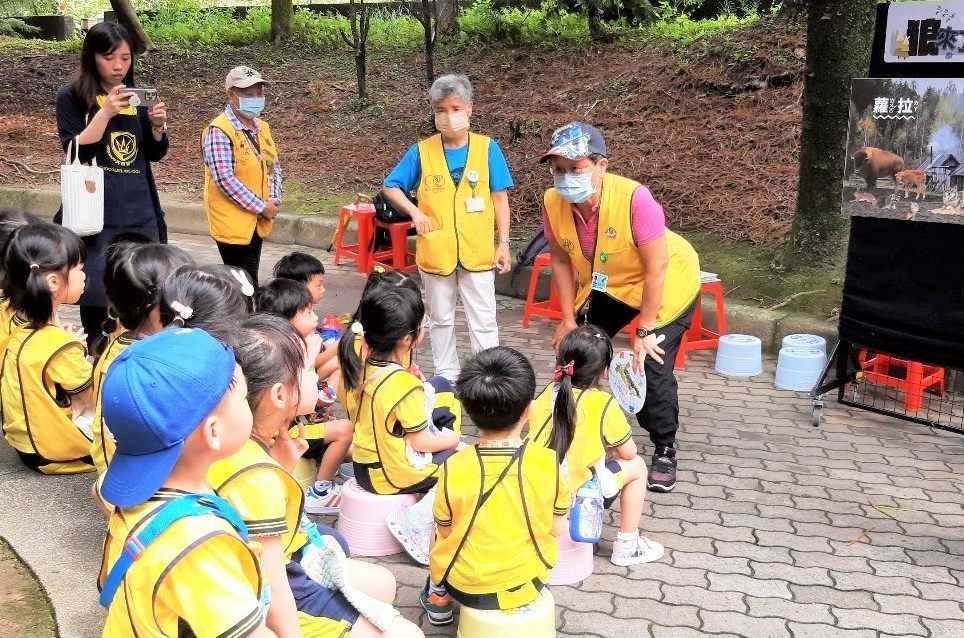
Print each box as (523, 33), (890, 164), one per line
(1, 232), (962, 638)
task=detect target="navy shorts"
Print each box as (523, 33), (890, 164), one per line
(287, 546), (360, 625)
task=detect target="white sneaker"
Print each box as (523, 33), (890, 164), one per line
(338, 462), (355, 480)
(386, 505), (432, 565)
(610, 535), (664, 567)
(304, 482), (343, 515)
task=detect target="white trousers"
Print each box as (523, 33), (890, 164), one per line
(421, 268), (499, 382)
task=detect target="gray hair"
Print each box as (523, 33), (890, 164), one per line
(428, 74), (473, 105)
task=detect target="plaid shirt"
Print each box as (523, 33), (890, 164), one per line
(202, 106), (282, 215)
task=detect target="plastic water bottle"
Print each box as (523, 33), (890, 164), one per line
(569, 475), (603, 543)
(319, 313), (341, 343)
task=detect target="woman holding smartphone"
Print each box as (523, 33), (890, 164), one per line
(55, 22), (169, 347)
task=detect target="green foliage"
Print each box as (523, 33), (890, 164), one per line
(140, 1), (422, 50)
(458, 0), (590, 44)
(635, 11), (757, 46)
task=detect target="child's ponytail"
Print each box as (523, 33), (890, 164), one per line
(550, 362), (577, 464)
(337, 313), (365, 392)
(549, 324), (615, 464)
(2, 223), (85, 328)
(338, 269), (424, 393)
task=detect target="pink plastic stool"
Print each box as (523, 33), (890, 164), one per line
(335, 478), (418, 557)
(548, 531), (594, 586)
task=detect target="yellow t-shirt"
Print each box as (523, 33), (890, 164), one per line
(430, 442), (569, 606)
(0, 299), (15, 355)
(208, 438), (309, 560)
(208, 439), (353, 637)
(528, 383), (632, 487)
(338, 361), (461, 494)
(91, 331), (136, 475)
(99, 488), (266, 638)
(1, 316), (94, 473)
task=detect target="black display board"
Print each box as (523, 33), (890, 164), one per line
(840, 2), (964, 368)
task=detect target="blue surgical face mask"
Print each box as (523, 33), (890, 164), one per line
(237, 95), (265, 119)
(553, 171), (595, 203)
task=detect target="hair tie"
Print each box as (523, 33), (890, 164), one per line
(554, 360), (575, 381)
(29, 263), (39, 271)
(350, 321), (364, 336)
(372, 265), (386, 274)
(170, 300), (194, 321)
(230, 269), (255, 297)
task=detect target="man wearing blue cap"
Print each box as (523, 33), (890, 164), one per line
(96, 328), (274, 637)
(541, 122), (701, 494)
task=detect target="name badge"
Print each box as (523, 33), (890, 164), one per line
(465, 196), (485, 213)
(591, 271), (608, 292)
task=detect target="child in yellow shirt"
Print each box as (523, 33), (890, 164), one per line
(1, 222), (94, 474)
(210, 314), (424, 638)
(256, 276), (354, 515)
(90, 241), (194, 476)
(336, 270), (462, 565)
(96, 327), (272, 637)
(424, 347), (569, 625)
(530, 324), (664, 566)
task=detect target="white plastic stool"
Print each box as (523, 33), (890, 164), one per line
(548, 530), (594, 586)
(334, 478), (417, 556)
(781, 334), (827, 356)
(774, 347), (826, 392)
(456, 588), (556, 638)
(714, 334), (763, 377)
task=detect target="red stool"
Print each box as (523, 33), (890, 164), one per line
(521, 253), (563, 326)
(674, 278), (727, 369)
(372, 219), (417, 273)
(332, 195), (416, 274)
(858, 351), (945, 412)
(332, 195), (377, 274)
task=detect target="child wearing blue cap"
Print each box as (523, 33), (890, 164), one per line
(96, 327), (274, 638)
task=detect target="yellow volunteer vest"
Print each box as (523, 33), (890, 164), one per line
(415, 133), (495, 275)
(1, 319), (94, 474)
(99, 490), (265, 637)
(545, 172), (701, 328)
(202, 112), (278, 244)
(91, 331), (135, 475)
(429, 444), (561, 603)
(208, 438), (309, 560)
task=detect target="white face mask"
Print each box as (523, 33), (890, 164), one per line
(435, 111), (470, 136)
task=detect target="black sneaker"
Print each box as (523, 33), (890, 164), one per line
(648, 446), (677, 492)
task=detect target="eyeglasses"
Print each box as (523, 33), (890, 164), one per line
(548, 162), (596, 178)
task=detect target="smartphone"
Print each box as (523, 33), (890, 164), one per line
(125, 87), (160, 107)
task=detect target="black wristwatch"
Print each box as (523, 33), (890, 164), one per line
(635, 326), (657, 339)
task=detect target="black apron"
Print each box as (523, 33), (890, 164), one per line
(80, 107), (159, 307)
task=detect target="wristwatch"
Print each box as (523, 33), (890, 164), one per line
(635, 325), (657, 339)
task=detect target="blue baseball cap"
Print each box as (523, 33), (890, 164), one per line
(100, 327), (237, 508)
(539, 121), (608, 163)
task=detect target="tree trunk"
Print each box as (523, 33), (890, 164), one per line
(436, 0), (459, 37)
(420, 0), (435, 87)
(783, 0), (876, 267)
(108, 0), (151, 54)
(587, 0), (605, 42)
(271, 0), (294, 45)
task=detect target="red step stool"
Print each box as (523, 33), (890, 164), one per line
(331, 195), (416, 274)
(521, 255), (726, 369)
(857, 351), (945, 413)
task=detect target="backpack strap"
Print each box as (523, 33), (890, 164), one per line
(99, 494), (248, 609)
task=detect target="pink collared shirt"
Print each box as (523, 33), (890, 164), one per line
(542, 185), (666, 261)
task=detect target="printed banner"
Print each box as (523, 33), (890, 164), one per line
(843, 77), (964, 225)
(885, 1), (964, 62)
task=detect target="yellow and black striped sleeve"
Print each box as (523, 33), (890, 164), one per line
(45, 341), (93, 394)
(392, 383), (429, 434)
(216, 467), (289, 538)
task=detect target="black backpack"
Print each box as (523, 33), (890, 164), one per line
(510, 226), (550, 286)
(372, 192), (416, 249)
